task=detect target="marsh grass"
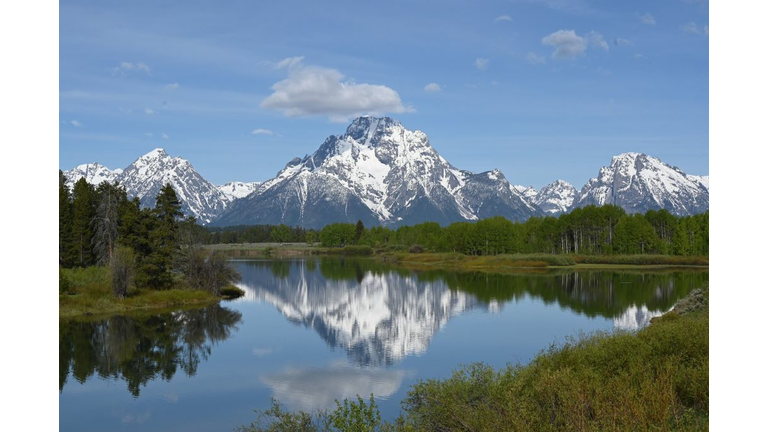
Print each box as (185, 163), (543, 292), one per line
(573, 254), (708, 266)
(59, 266), (218, 319)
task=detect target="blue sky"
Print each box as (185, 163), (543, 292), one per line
(59, 0), (709, 189)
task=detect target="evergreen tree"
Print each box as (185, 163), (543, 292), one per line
(71, 178), (96, 267)
(355, 220), (365, 243)
(59, 171), (75, 266)
(146, 184), (183, 289)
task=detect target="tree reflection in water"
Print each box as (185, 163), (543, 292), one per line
(59, 304), (242, 396)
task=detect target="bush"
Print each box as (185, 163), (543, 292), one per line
(220, 285), (246, 300)
(110, 246), (135, 299)
(59, 267), (72, 294)
(408, 244), (425, 254)
(179, 246), (241, 296)
(342, 245), (373, 256)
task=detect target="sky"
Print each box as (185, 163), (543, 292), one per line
(59, 0), (709, 189)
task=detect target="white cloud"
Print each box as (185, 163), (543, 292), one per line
(542, 30), (587, 59)
(475, 58), (490, 70)
(162, 133), (169, 140)
(260, 58), (410, 119)
(614, 38), (633, 47)
(526, 52), (546, 65)
(635, 53), (647, 60)
(640, 13), (656, 26)
(145, 132), (154, 138)
(423, 83), (442, 92)
(164, 83), (180, 90)
(144, 108), (156, 115)
(112, 61), (151, 75)
(70, 120), (83, 127)
(588, 31), (609, 51)
(251, 128), (275, 135)
(274, 56), (305, 70)
(682, 22), (709, 36)
(494, 15), (512, 23)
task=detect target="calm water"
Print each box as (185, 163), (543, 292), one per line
(59, 258), (708, 431)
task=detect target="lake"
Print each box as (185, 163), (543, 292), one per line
(59, 257), (708, 431)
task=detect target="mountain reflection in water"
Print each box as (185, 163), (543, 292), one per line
(232, 259), (706, 366)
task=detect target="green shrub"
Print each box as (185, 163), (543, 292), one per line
(408, 244), (425, 254)
(342, 245), (373, 256)
(220, 285), (246, 300)
(59, 267), (72, 294)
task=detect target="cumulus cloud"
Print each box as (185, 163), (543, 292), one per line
(526, 52), (546, 65)
(542, 30), (587, 59)
(494, 15), (512, 23)
(475, 58), (490, 70)
(423, 83), (442, 92)
(260, 57), (410, 120)
(144, 108), (156, 115)
(112, 61), (151, 75)
(640, 13), (656, 26)
(588, 31), (609, 51)
(251, 128), (275, 135)
(682, 22), (709, 36)
(70, 120), (83, 127)
(164, 83), (180, 90)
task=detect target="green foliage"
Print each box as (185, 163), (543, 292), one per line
(342, 245), (373, 256)
(59, 266), (72, 294)
(327, 395), (382, 432)
(270, 224), (292, 243)
(320, 223), (357, 247)
(71, 178), (96, 266)
(220, 285), (246, 300)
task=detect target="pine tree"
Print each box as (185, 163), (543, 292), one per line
(355, 220), (365, 243)
(59, 171), (75, 266)
(92, 182), (124, 265)
(71, 178), (96, 267)
(146, 184), (183, 289)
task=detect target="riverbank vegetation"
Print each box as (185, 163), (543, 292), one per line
(59, 172), (240, 316)
(239, 286), (709, 431)
(203, 205), (707, 258)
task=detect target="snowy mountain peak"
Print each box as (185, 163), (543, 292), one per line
(214, 117), (542, 228)
(218, 181), (263, 201)
(63, 163), (122, 190)
(534, 180), (576, 215)
(573, 153), (708, 216)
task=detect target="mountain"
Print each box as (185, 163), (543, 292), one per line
(513, 185), (538, 205)
(571, 153), (709, 216)
(217, 181), (262, 201)
(534, 180), (576, 215)
(63, 163), (122, 191)
(114, 149), (229, 224)
(215, 117), (541, 228)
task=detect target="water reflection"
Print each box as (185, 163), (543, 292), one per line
(233, 259), (706, 366)
(260, 361), (408, 410)
(59, 304), (242, 396)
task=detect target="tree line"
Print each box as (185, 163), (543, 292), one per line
(315, 206), (708, 256)
(59, 171), (237, 297)
(199, 205), (707, 256)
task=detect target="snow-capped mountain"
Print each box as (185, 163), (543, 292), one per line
(571, 153), (709, 216)
(114, 149), (229, 224)
(534, 180), (576, 215)
(63, 163), (122, 191)
(215, 117), (541, 228)
(217, 181), (262, 201)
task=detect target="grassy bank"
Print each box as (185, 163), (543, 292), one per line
(59, 267), (220, 319)
(240, 286), (709, 431)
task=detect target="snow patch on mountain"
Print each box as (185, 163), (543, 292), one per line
(218, 181), (263, 201)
